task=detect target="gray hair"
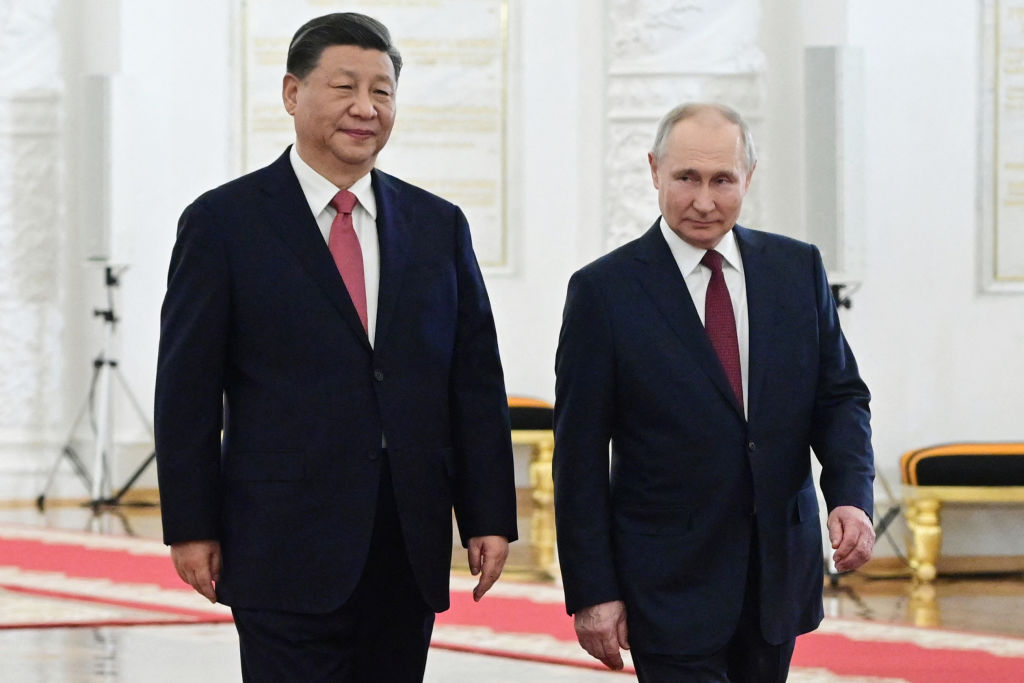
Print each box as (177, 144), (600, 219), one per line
(650, 102), (757, 172)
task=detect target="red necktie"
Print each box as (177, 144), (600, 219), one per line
(701, 250), (743, 411)
(328, 190), (368, 332)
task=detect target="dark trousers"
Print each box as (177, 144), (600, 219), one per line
(632, 533), (795, 683)
(232, 455), (435, 682)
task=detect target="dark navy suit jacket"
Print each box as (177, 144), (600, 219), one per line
(553, 222), (873, 654)
(155, 149), (517, 614)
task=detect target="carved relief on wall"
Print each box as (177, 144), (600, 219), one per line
(0, 0), (64, 435)
(607, 0), (764, 74)
(603, 0), (765, 250)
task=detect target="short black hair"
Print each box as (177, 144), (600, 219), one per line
(286, 12), (403, 81)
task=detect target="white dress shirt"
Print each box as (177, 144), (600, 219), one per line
(289, 146), (381, 348)
(659, 219), (749, 416)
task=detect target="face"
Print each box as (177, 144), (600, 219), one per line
(283, 44), (397, 183)
(648, 112), (754, 250)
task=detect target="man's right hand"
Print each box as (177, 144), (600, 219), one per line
(170, 539), (221, 603)
(573, 599), (630, 670)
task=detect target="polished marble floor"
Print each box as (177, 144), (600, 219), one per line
(0, 625), (630, 682)
(2, 499), (1023, 681)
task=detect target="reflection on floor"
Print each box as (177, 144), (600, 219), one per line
(1, 499), (1023, 682)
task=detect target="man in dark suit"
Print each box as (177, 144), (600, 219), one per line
(154, 13), (517, 681)
(553, 103), (875, 682)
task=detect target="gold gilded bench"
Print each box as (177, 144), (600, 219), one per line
(900, 442), (1024, 582)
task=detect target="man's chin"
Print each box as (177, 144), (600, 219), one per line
(329, 147), (380, 169)
(674, 225), (728, 249)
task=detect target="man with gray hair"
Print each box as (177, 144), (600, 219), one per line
(553, 102), (875, 681)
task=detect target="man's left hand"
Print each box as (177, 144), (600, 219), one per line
(467, 535), (509, 602)
(827, 505), (875, 573)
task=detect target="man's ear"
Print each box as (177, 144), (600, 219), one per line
(282, 73), (299, 116)
(648, 152), (660, 190)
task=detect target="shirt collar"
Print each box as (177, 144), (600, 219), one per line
(659, 218), (743, 275)
(289, 145), (377, 219)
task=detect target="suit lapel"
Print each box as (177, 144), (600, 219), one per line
(631, 223), (744, 418)
(734, 225), (773, 422)
(258, 149), (371, 350)
(369, 169), (410, 348)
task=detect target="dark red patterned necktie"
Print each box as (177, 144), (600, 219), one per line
(701, 250), (743, 410)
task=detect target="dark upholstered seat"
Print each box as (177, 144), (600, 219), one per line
(508, 396), (553, 431)
(902, 443), (1024, 487)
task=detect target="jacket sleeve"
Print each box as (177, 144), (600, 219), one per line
(154, 199), (230, 545)
(553, 269), (621, 614)
(807, 245), (875, 517)
(448, 207), (518, 544)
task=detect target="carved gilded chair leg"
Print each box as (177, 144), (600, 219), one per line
(908, 498), (942, 583)
(528, 438), (556, 577)
(904, 499), (919, 568)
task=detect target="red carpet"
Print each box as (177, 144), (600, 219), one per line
(3, 524), (1024, 680)
(0, 524), (231, 628)
(433, 578), (1024, 680)
(793, 629), (1024, 682)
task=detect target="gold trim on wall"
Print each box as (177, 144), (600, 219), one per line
(982, 0), (1024, 291)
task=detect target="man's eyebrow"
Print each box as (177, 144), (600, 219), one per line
(330, 67), (395, 85)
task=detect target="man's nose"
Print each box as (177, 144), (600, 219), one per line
(692, 184), (715, 213)
(349, 89), (377, 118)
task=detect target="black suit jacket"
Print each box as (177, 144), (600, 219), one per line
(553, 223), (873, 654)
(155, 149), (517, 613)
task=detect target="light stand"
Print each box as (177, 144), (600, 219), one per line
(37, 266), (157, 510)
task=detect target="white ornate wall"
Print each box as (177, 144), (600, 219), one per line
(0, 0), (133, 497)
(0, 1), (68, 457)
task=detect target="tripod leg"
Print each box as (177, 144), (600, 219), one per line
(64, 446), (93, 487)
(108, 367), (158, 505)
(113, 367), (155, 439)
(36, 384), (97, 508)
(109, 450), (158, 506)
(89, 350), (114, 507)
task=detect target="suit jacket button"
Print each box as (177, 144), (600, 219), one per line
(747, 441), (756, 452)
(374, 369), (384, 382)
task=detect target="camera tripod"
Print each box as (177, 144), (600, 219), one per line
(36, 266), (157, 510)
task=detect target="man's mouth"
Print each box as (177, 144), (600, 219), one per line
(342, 129), (375, 139)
